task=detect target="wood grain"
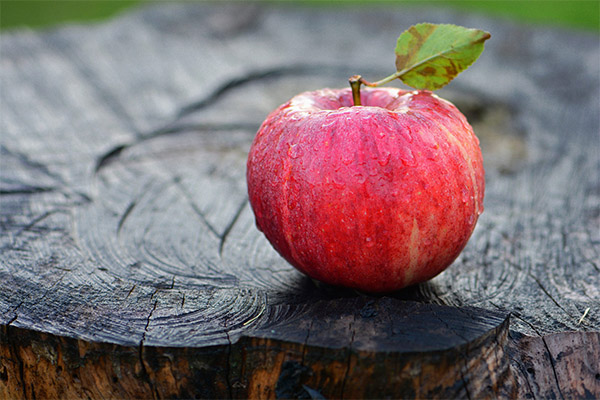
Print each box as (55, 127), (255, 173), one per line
(1, 3), (598, 398)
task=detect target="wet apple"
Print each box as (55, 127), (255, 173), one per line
(247, 87), (484, 292)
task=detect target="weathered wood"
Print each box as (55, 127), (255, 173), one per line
(509, 331), (600, 398)
(2, 298), (515, 399)
(1, 3), (598, 398)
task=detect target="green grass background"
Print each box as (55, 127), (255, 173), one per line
(1, 1), (599, 32)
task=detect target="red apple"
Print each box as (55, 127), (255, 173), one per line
(246, 87), (484, 292)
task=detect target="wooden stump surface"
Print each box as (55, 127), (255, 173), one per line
(1, 3), (599, 398)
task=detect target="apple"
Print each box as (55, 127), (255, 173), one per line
(246, 87), (484, 292)
(246, 23), (490, 292)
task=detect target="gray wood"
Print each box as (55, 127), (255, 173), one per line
(1, 3), (598, 398)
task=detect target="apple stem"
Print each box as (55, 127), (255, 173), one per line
(349, 75), (363, 106)
(350, 74), (396, 106)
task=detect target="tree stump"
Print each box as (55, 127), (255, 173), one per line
(1, 3), (598, 398)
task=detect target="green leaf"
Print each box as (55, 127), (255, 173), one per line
(394, 23), (491, 90)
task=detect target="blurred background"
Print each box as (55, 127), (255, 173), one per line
(1, 0), (599, 32)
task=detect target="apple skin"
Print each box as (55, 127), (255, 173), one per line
(246, 87), (484, 292)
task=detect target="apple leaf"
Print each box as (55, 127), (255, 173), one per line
(394, 23), (491, 90)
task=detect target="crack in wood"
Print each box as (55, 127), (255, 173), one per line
(116, 200), (137, 236)
(4, 322), (28, 399)
(176, 64), (350, 120)
(139, 295), (159, 399)
(7, 209), (67, 248)
(224, 328), (234, 400)
(94, 123), (256, 173)
(0, 187), (56, 196)
(512, 314), (566, 398)
(218, 199), (248, 257)
(6, 314), (18, 328)
(94, 144), (127, 173)
(94, 123), (254, 174)
(300, 319), (314, 367)
(0, 144), (67, 187)
(340, 316), (356, 399)
(530, 276), (570, 316)
(506, 260), (572, 318)
(141, 294), (159, 345)
(18, 347), (27, 399)
(35, 270), (71, 305)
(540, 335), (566, 400)
(173, 177), (220, 239)
(459, 365), (473, 400)
(508, 332), (536, 398)
(125, 285), (136, 300)
(430, 306), (509, 398)
(443, 320), (473, 399)
(491, 331), (506, 394)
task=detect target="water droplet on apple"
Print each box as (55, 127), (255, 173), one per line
(399, 147), (416, 167)
(461, 187), (471, 203)
(288, 113), (302, 122)
(332, 174), (346, 189)
(341, 151), (354, 165)
(288, 144), (303, 159)
(422, 235), (433, 246)
(377, 131), (386, 138)
(399, 126), (413, 143)
(322, 119), (336, 128)
(424, 144), (438, 160)
(367, 163), (379, 176)
(476, 201), (485, 216)
(378, 151), (391, 166)
(467, 213), (475, 225)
